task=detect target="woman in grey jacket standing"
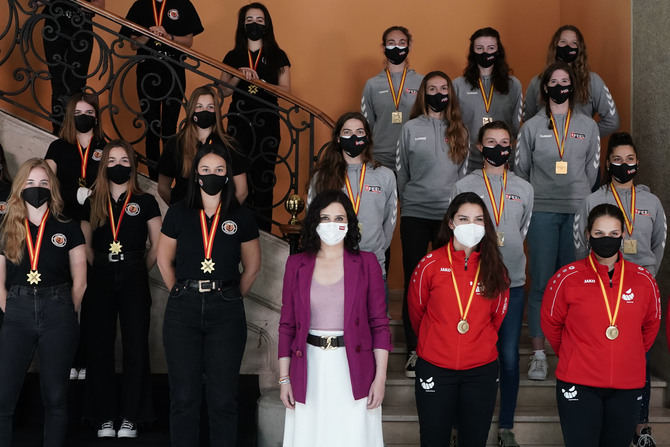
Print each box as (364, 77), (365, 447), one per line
(514, 61), (600, 382)
(395, 71), (469, 377)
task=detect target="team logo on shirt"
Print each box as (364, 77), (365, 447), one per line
(622, 288), (635, 302)
(405, 88), (418, 95)
(419, 377), (435, 391)
(0, 201), (7, 214)
(505, 193), (521, 201)
(167, 9), (179, 20)
(635, 209), (650, 216)
(570, 132), (586, 140)
(440, 267), (452, 272)
(125, 203), (140, 216)
(221, 220), (238, 235)
(364, 185), (382, 193)
(562, 386), (578, 401)
(92, 149), (103, 161)
(51, 233), (67, 247)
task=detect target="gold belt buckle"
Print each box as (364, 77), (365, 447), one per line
(322, 336), (336, 350)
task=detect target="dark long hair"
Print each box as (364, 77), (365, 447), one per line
(587, 203), (625, 234)
(463, 27), (511, 95)
(409, 71), (469, 163)
(310, 112), (379, 194)
(232, 3), (285, 70)
(603, 132), (638, 187)
(185, 143), (238, 214)
(546, 25), (590, 104)
(300, 190), (360, 255)
(59, 92), (104, 145)
(434, 192), (509, 298)
(540, 61), (576, 130)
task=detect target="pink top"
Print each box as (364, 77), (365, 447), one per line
(309, 275), (345, 331)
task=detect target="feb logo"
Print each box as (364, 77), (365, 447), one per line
(92, 149), (103, 161)
(221, 220), (238, 235)
(125, 203), (140, 216)
(0, 201), (7, 214)
(167, 9), (180, 20)
(51, 233), (67, 248)
(406, 88), (418, 95)
(570, 132), (586, 140)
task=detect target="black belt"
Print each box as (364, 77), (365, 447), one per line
(177, 279), (239, 295)
(94, 250), (145, 264)
(307, 334), (345, 350)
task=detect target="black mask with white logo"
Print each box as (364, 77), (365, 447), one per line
(556, 45), (579, 63)
(340, 135), (369, 158)
(244, 22), (265, 41)
(482, 144), (511, 167)
(475, 52), (496, 68)
(74, 114), (96, 133)
(21, 187), (51, 208)
(192, 111), (216, 129)
(609, 163), (638, 184)
(425, 93), (449, 113)
(590, 236), (622, 258)
(384, 46), (409, 65)
(546, 84), (573, 104)
(198, 174), (229, 196)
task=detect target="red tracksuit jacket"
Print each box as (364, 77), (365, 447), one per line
(541, 253), (661, 389)
(408, 242), (509, 370)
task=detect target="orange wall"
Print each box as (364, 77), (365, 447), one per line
(0, 0), (631, 289)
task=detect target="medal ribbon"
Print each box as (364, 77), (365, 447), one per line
(25, 210), (50, 272)
(385, 67), (407, 111)
(482, 169), (507, 227)
(447, 243), (481, 322)
(199, 204), (222, 260)
(76, 140), (91, 182)
(107, 193), (132, 243)
(478, 78), (494, 113)
(549, 109), (572, 160)
(247, 48), (263, 71)
(344, 164), (366, 215)
(152, 0), (168, 27)
(588, 253), (625, 328)
(610, 184), (636, 236)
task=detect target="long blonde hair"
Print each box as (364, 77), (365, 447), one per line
(1, 159), (64, 264)
(89, 140), (144, 229)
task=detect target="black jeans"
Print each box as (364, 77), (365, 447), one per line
(556, 379), (642, 447)
(415, 358), (498, 447)
(400, 216), (442, 352)
(0, 284), (79, 447)
(163, 284), (247, 447)
(84, 259), (153, 424)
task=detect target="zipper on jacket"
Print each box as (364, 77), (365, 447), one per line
(464, 256), (469, 271)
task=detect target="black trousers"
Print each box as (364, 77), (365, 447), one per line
(83, 259), (153, 424)
(163, 285), (247, 447)
(415, 358), (498, 447)
(41, 5), (94, 134)
(556, 379), (642, 447)
(400, 216), (442, 351)
(0, 284), (79, 447)
(136, 60), (186, 180)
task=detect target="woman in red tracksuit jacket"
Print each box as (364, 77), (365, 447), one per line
(408, 191), (509, 447)
(541, 203), (661, 447)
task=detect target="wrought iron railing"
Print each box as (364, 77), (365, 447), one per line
(0, 0), (334, 231)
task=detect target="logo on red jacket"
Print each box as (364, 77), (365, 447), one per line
(168, 9), (180, 20)
(622, 288), (635, 303)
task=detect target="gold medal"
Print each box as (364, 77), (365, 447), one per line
(200, 258), (216, 274)
(606, 325), (619, 340)
(24, 210), (49, 287)
(76, 140), (91, 187)
(483, 169), (507, 247)
(391, 111), (403, 124)
(457, 319), (470, 334)
(247, 48), (262, 96)
(27, 269), (41, 285)
(497, 232), (505, 247)
(482, 116), (493, 125)
(386, 67), (407, 125)
(107, 193), (132, 256)
(109, 240), (123, 255)
(555, 160), (568, 175)
(447, 244), (481, 336)
(623, 239), (637, 254)
(248, 84), (259, 95)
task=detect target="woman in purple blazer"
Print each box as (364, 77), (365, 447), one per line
(278, 189), (391, 447)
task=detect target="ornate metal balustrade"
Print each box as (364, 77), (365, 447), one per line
(0, 0), (334, 230)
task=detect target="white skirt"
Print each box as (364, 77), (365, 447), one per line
(283, 330), (384, 447)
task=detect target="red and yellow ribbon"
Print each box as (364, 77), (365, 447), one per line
(482, 169), (507, 227)
(344, 164), (366, 215)
(478, 78), (494, 113)
(152, 0), (168, 27)
(549, 109), (572, 160)
(447, 243), (481, 323)
(25, 210), (50, 272)
(247, 48), (263, 71)
(76, 140), (91, 183)
(385, 67), (407, 111)
(588, 254), (625, 329)
(200, 204), (222, 261)
(610, 184), (636, 237)
(108, 193), (132, 243)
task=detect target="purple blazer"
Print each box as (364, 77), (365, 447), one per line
(278, 250), (392, 404)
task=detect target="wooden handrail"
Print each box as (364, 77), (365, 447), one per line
(72, 0), (335, 128)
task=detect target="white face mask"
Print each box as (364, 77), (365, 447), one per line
(316, 222), (348, 246)
(453, 223), (486, 248)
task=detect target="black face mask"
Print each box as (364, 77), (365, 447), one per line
(384, 46), (409, 65)
(590, 236), (622, 258)
(192, 111), (216, 129)
(198, 174), (229, 196)
(339, 135), (368, 158)
(556, 45), (579, 63)
(244, 22), (265, 41)
(425, 93), (449, 113)
(609, 163), (638, 184)
(21, 187), (51, 208)
(546, 84), (573, 104)
(107, 165), (132, 185)
(74, 114), (96, 133)
(475, 51), (496, 68)
(482, 144), (511, 167)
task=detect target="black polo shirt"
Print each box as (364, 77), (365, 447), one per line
(83, 191), (161, 253)
(120, 0), (204, 57)
(158, 134), (248, 205)
(222, 48), (290, 107)
(45, 137), (104, 221)
(161, 201), (258, 281)
(0, 181), (11, 223)
(4, 216), (85, 287)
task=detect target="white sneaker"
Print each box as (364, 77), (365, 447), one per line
(405, 350), (418, 378)
(528, 354), (548, 380)
(77, 368), (86, 380)
(97, 420), (115, 438)
(117, 419), (138, 438)
(69, 368), (78, 380)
